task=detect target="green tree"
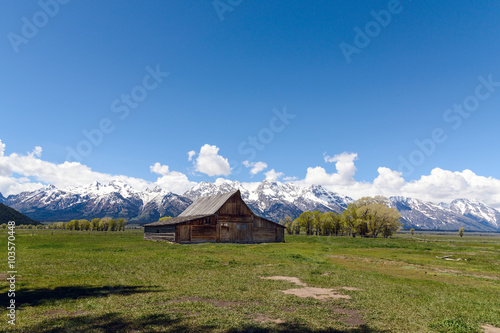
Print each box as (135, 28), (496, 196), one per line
(66, 220), (76, 230)
(458, 227), (465, 238)
(291, 219), (301, 234)
(342, 204), (359, 237)
(297, 211), (315, 235)
(282, 216), (293, 235)
(99, 218), (110, 231)
(319, 212), (335, 236)
(311, 211), (323, 235)
(91, 218), (100, 230)
(117, 218), (127, 231)
(79, 219), (90, 231)
(352, 196), (402, 238)
(108, 219), (117, 231)
(158, 216), (172, 222)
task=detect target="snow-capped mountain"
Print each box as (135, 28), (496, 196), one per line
(446, 199), (500, 229)
(1, 179), (500, 231)
(184, 179), (352, 221)
(2, 180), (191, 222)
(389, 196), (499, 231)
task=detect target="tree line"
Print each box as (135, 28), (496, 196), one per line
(52, 218), (128, 231)
(0, 217), (128, 231)
(281, 196), (402, 238)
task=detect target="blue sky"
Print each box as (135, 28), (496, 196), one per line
(1, 0), (500, 206)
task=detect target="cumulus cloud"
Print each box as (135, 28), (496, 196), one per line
(300, 151), (500, 208)
(0, 140), (196, 196)
(187, 150), (196, 161)
(193, 144), (231, 177)
(242, 161), (268, 175)
(0, 140), (5, 157)
(31, 146), (42, 158)
(150, 162), (170, 176)
(265, 169), (284, 181)
(150, 162), (197, 194)
(304, 152), (358, 186)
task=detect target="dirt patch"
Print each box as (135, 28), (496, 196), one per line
(330, 308), (365, 326)
(321, 272), (329, 276)
(261, 276), (362, 301)
(282, 287), (351, 300)
(483, 325), (500, 333)
(254, 314), (285, 324)
(340, 315), (365, 326)
(261, 276), (307, 286)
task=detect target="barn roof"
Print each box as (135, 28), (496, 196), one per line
(143, 215), (210, 227)
(179, 190), (239, 217)
(143, 189), (285, 228)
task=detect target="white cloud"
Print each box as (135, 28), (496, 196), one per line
(193, 144), (231, 177)
(242, 161), (268, 175)
(31, 146), (42, 158)
(150, 162), (197, 193)
(304, 152), (358, 186)
(0, 140), (5, 157)
(187, 150), (196, 161)
(0, 140), (196, 196)
(150, 162), (170, 176)
(265, 169), (284, 181)
(300, 151), (500, 209)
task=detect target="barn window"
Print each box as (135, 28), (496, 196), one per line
(205, 217), (211, 225)
(241, 224), (247, 230)
(156, 229), (160, 233)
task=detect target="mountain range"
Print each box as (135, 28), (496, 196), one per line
(0, 179), (499, 231)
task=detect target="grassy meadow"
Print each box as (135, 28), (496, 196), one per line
(0, 229), (499, 332)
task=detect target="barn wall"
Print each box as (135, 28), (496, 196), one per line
(144, 225), (176, 242)
(176, 215), (217, 244)
(252, 216), (286, 243)
(217, 195), (253, 223)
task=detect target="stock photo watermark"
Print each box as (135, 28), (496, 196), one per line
(65, 64), (169, 162)
(339, 0), (410, 64)
(212, 0), (242, 22)
(7, 0), (70, 53)
(6, 221), (17, 326)
(398, 74), (500, 176)
(230, 106), (296, 175)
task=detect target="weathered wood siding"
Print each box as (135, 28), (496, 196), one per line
(252, 216), (285, 243)
(144, 192), (285, 244)
(144, 225), (176, 242)
(217, 194), (253, 223)
(176, 215), (217, 244)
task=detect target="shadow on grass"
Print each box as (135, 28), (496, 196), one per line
(23, 313), (389, 333)
(21, 312), (215, 333)
(0, 285), (160, 308)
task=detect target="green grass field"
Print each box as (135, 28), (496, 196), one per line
(1, 230), (499, 332)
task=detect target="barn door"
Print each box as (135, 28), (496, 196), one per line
(179, 225), (191, 243)
(220, 223), (230, 242)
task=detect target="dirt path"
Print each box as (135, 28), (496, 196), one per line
(260, 276), (363, 301)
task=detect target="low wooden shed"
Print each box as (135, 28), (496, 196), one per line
(143, 190), (285, 243)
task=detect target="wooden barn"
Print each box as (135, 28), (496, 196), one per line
(143, 190), (285, 244)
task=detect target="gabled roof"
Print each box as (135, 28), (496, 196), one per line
(143, 215), (210, 227)
(179, 190), (239, 217)
(143, 189), (285, 228)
